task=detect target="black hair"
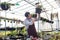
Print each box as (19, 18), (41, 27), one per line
(35, 2), (39, 5)
(25, 12), (30, 17)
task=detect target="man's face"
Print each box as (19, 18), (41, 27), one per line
(28, 14), (32, 18)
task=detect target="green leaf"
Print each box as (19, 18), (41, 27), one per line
(16, 3), (19, 6)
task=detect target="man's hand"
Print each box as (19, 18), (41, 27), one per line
(32, 18), (35, 23)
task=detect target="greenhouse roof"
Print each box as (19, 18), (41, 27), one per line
(0, 0), (60, 31)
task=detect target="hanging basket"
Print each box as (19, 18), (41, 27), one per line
(1, 2), (10, 10)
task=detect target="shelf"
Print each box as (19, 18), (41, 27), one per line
(0, 16), (19, 21)
(0, 27), (24, 31)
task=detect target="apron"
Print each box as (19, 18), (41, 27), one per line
(27, 23), (38, 38)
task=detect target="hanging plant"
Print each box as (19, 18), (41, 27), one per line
(10, 21), (12, 23)
(8, 20), (9, 22)
(51, 13), (58, 19)
(51, 13), (53, 20)
(1, 2), (10, 10)
(0, 2), (14, 10)
(13, 20), (15, 23)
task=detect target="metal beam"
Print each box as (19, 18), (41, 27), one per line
(7, 0), (36, 13)
(45, 0), (55, 9)
(24, 0), (35, 6)
(11, 0), (36, 11)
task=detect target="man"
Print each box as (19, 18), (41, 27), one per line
(24, 12), (38, 40)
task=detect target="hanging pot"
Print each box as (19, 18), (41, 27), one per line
(1, 2), (10, 10)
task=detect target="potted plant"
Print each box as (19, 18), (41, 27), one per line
(0, 2), (10, 10)
(0, 2), (14, 10)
